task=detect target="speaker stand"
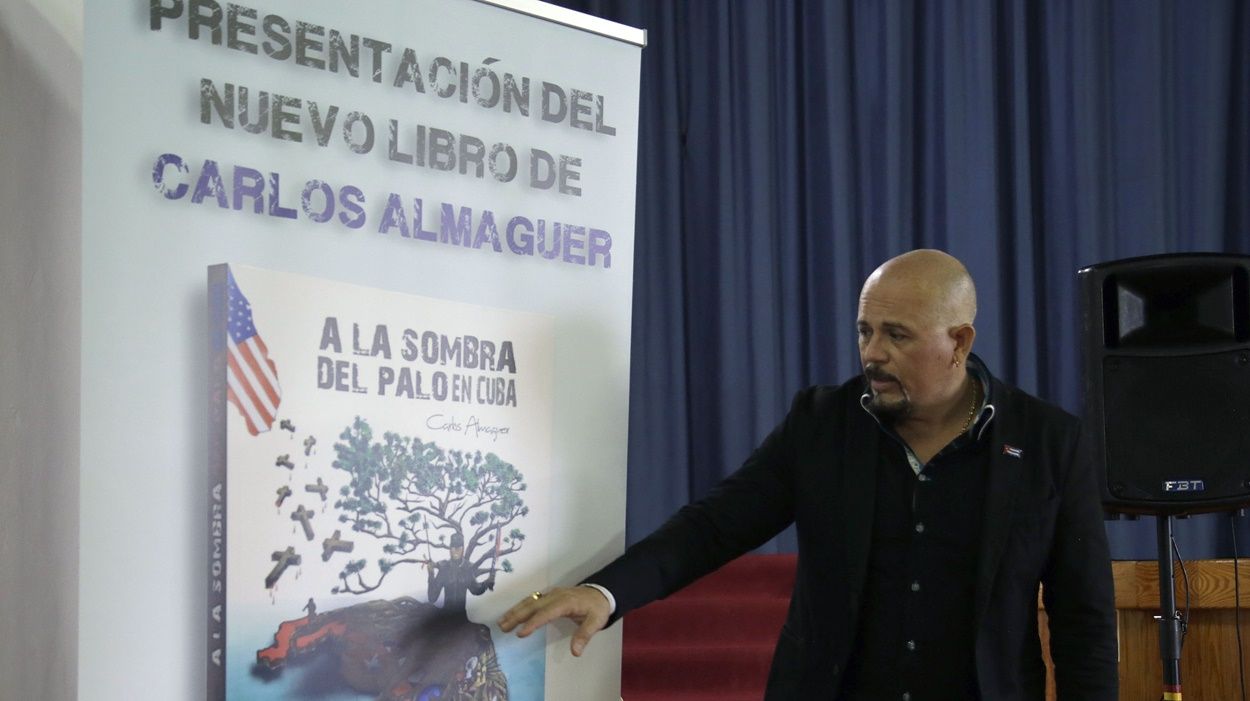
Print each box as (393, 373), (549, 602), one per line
(1156, 514), (1184, 700)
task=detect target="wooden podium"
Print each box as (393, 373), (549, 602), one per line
(1040, 560), (1250, 700)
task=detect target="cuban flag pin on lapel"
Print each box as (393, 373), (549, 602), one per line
(1002, 444), (1023, 459)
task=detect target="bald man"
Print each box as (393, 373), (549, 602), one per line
(500, 250), (1117, 700)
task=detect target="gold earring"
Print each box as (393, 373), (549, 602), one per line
(952, 358), (960, 367)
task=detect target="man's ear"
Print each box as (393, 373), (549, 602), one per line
(951, 324), (976, 364)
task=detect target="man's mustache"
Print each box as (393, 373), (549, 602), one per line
(864, 365), (899, 384)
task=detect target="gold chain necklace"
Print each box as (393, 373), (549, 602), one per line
(960, 381), (980, 434)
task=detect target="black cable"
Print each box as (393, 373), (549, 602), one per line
(1233, 513), (1247, 701)
(1171, 536), (1190, 647)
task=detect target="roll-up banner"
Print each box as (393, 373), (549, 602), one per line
(81, 2), (644, 699)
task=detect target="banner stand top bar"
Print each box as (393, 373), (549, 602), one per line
(474, 0), (647, 46)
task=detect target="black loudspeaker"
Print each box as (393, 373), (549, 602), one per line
(1080, 253), (1250, 514)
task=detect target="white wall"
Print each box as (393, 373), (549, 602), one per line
(0, 0), (82, 699)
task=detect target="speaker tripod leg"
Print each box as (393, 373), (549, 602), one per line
(1157, 514), (1183, 699)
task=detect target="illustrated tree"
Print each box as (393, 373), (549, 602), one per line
(330, 417), (528, 595)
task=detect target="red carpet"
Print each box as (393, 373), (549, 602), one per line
(622, 554), (797, 700)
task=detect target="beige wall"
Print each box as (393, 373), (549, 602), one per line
(0, 1), (81, 699)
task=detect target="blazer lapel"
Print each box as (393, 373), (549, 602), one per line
(973, 386), (1027, 627)
(843, 397), (881, 599)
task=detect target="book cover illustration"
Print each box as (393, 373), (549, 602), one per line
(208, 264), (553, 701)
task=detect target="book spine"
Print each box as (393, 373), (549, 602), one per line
(206, 264), (229, 701)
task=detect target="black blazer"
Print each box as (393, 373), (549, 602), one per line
(587, 374), (1118, 700)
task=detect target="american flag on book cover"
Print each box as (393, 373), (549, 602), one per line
(225, 269), (282, 435)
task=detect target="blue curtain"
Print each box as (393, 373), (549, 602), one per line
(554, 0), (1250, 559)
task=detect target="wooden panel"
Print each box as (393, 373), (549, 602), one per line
(1114, 609), (1250, 700)
(1041, 560), (1250, 700)
(1114, 559), (1250, 609)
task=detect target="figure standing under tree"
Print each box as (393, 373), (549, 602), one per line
(428, 532), (495, 615)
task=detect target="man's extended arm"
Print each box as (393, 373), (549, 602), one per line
(500, 387), (819, 653)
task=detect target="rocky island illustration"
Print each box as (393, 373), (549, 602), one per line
(253, 597), (505, 700)
(250, 417), (529, 701)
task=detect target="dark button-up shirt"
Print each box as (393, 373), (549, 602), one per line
(841, 362), (995, 701)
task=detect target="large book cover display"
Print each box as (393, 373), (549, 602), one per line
(208, 264), (553, 700)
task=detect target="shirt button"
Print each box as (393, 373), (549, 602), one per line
(905, 639), (916, 651)
(918, 473), (930, 482)
(910, 580), (921, 592)
(914, 522), (925, 534)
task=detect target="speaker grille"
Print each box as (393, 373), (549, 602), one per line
(1102, 351), (1250, 503)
